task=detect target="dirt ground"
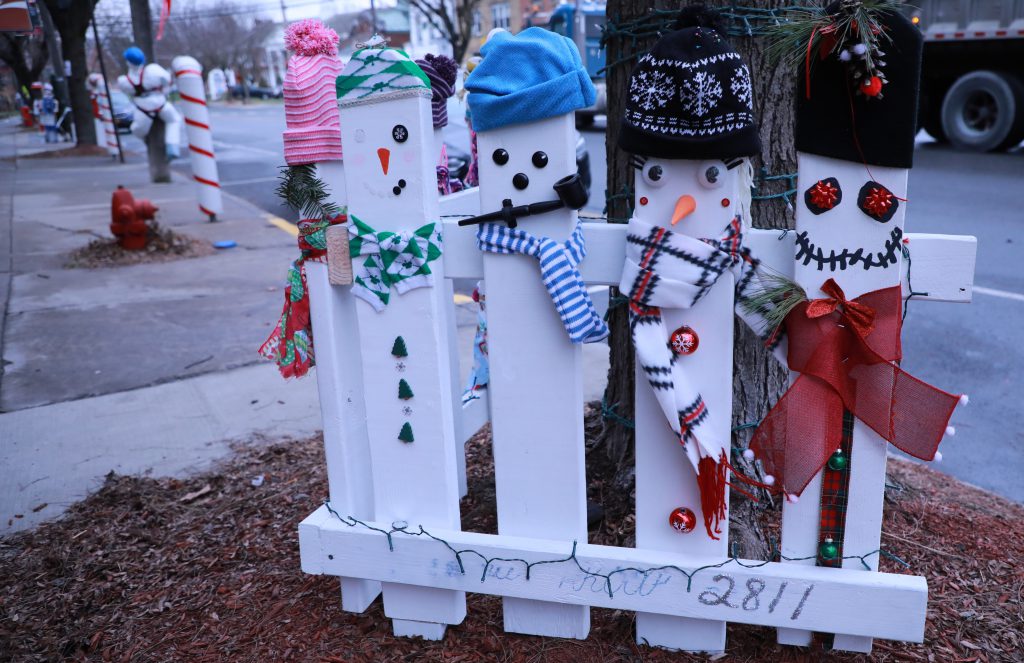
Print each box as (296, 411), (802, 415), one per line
(1, 407), (1021, 662)
(64, 222), (214, 269)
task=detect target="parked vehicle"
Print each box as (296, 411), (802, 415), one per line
(543, 2), (607, 129)
(109, 90), (134, 133)
(908, 0), (1024, 151)
(229, 85), (283, 100)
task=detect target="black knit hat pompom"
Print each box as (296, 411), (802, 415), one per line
(673, 4), (726, 33)
(618, 4), (760, 160)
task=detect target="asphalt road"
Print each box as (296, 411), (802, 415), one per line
(140, 101), (1023, 503)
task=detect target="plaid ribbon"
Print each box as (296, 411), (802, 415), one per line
(476, 220), (609, 344)
(348, 215), (443, 311)
(818, 410), (854, 568)
(260, 214), (346, 379)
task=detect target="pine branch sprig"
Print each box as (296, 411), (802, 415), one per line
(276, 163), (343, 222)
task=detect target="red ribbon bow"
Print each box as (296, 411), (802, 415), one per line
(750, 279), (961, 497)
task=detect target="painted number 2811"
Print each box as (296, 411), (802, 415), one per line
(697, 575), (814, 621)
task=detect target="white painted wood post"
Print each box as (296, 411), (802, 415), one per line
(474, 112), (591, 639)
(628, 158), (748, 653)
(337, 56), (466, 637)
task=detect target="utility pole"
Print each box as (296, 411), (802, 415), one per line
(370, 0), (378, 33)
(129, 0), (170, 182)
(279, 0), (288, 22)
(91, 14), (124, 163)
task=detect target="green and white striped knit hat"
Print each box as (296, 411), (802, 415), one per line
(336, 40), (431, 107)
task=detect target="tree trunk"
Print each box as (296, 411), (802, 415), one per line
(129, 0), (170, 183)
(40, 0), (99, 146)
(601, 0), (796, 558)
(0, 35), (48, 96)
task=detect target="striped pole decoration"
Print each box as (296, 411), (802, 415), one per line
(87, 74), (118, 157)
(172, 56), (222, 221)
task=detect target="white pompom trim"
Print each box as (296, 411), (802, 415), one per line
(743, 449), (755, 461)
(945, 426), (956, 437)
(764, 474), (776, 486)
(959, 394), (969, 406)
(932, 451), (943, 463)
(786, 493), (799, 504)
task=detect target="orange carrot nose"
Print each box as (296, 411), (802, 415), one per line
(377, 148), (390, 175)
(671, 195), (697, 225)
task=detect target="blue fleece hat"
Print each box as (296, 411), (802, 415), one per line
(123, 46), (145, 66)
(466, 27), (596, 132)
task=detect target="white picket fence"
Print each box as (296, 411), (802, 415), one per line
(295, 88), (976, 653)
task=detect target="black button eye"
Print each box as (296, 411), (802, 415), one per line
(648, 165), (662, 182)
(392, 186), (402, 196)
(532, 151), (548, 168)
(705, 166), (719, 184)
(512, 173), (529, 190)
(392, 125), (408, 143)
(492, 149), (509, 165)
(398, 179), (407, 188)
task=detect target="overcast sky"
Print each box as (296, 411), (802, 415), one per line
(188, 0), (383, 22)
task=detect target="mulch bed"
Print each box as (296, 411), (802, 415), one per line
(64, 222), (214, 269)
(1, 406), (1021, 662)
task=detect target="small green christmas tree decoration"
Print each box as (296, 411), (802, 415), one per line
(391, 336), (408, 358)
(398, 422), (415, 443)
(398, 379), (414, 400)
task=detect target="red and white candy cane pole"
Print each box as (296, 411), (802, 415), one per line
(87, 74), (118, 157)
(172, 56), (222, 222)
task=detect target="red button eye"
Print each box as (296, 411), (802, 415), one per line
(639, 196), (649, 206)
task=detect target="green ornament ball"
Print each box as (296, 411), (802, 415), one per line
(827, 450), (848, 471)
(819, 539), (839, 560)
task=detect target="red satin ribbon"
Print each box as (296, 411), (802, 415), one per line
(750, 278), (961, 497)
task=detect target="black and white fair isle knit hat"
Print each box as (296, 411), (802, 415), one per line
(619, 6), (760, 160)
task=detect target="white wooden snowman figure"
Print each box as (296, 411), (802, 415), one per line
(459, 26), (609, 640)
(615, 8), (770, 653)
(744, 4), (975, 653)
(334, 42), (466, 641)
(117, 46), (182, 159)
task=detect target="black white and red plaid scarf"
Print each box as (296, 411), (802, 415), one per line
(619, 215), (774, 538)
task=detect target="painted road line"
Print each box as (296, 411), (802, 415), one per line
(265, 213), (297, 237)
(974, 285), (1024, 303)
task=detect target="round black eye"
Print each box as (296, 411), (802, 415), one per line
(532, 151), (548, 168)
(398, 179), (407, 189)
(647, 165), (663, 182)
(392, 186), (402, 196)
(492, 149), (509, 165)
(512, 173), (529, 190)
(705, 166), (720, 184)
(392, 125), (408, 143)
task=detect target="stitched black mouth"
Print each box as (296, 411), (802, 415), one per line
(795, 226), (903, 271)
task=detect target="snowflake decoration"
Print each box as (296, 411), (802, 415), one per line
(395, 360), (406, 372)
(681, 71), (723, 117)
(402, 406), (413, 416)
(730, 66), (752, 109)
(630, 70), (674, 111)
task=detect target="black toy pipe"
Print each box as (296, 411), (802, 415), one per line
(458, 174), (588, 228)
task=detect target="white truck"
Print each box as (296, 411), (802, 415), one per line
(909, 0), (1024, 151)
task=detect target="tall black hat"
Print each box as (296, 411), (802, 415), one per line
(796, 5), (923, 168)
(618, 6), (761, 160)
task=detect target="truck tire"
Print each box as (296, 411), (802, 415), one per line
(575, 111), (595, 130)
(941, 71), (1024, 152)
(919, 85), (947, 142)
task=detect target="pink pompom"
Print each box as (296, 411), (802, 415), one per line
(285, 19), (339, 57)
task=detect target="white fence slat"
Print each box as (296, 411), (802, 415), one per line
(439, 187), (481, 217)
(779, 157), (911, 652)
(474, 113), (590, 639)
(305, 261), (382, 612)
(300, 506), (929, 642)
(448, 222), (975, 303)
(339, 94), (466, 638)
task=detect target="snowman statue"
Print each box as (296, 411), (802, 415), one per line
(117, 46), (182, 159)
(615, 8), (769, 652)
(744, 4), (973, 653)
(334, 40), (466, 640)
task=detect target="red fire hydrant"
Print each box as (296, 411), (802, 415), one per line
(110, 186), (157, 250)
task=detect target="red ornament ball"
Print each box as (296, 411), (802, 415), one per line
(720, 197), (730, 207)
(669, 507), (697, 533)
(862, 76), (883, 97)
(639, 196), (649, 206)
(670, 325), (699, 356)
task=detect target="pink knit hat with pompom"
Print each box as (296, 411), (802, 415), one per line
(282, 20), (343, 165)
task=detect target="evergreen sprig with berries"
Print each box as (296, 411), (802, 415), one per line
(767, 0), (901, 99)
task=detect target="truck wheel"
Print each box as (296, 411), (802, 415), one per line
(575, 111), (595, 130)
(941, 71), (1024, 152)
(919, 85), (947, 142)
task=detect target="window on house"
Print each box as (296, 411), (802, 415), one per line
(472, 9), (482, 36)
(491, 2), (510, 30)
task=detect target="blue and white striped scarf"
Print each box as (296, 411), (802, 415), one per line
(476, 220), (609, 344)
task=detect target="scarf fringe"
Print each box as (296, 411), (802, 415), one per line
(696, 450), (774, 540)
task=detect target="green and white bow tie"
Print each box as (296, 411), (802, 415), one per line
(348, 215), (443, 311)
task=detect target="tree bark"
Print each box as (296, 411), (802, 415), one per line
(601, 0), (796, 558)
(129, 0), (170, 183)
(0, 34), (48, 96)
(41, 0), (100, 146)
